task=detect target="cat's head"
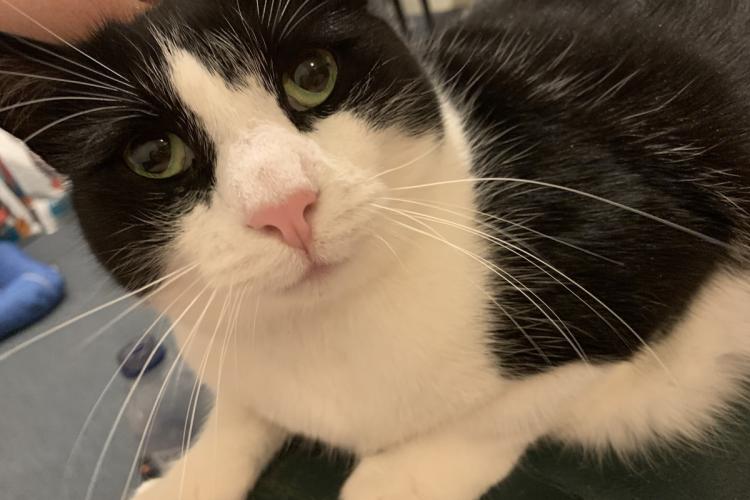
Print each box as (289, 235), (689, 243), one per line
(0, 0), (467, 300)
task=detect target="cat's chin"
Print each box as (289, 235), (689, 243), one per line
(251, 256), (356, 297)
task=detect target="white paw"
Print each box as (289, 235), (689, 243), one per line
(131, 480), (161, 500)
(341, 455), (450, 500)
(131, 469), (250, 500)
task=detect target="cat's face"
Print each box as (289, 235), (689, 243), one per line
(0, 0), (458, 299)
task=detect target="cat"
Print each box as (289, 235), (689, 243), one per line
(2, 0), (750, 499)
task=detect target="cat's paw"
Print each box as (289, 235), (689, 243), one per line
(131, 479), (166, 500)
(341, 454), (463, 500)
(340, 467), (427, 500)
(131, 470), (250, 500)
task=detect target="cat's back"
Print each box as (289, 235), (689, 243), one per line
(427, 0), (750, 189)
(465, 0), (750, 48)
(457, 0), (750, 87)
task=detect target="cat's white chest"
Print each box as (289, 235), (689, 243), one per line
(232, 296), (498, 453)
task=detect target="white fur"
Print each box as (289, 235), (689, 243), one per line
(135, 50), (750, 500)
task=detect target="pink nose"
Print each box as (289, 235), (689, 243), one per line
(246, 190), (318, 251)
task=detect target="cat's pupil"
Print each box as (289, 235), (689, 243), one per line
(294, 55), (330, 93)
(133, 137), (171, 174)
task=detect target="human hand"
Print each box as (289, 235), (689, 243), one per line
(0, 0), (154, 42)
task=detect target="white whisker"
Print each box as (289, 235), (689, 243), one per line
(8, 36), (144, 98)
(62, 275), (202, 499)
(369, 141), (442, 181)
(179, 289), (229, 498)
(280, 0), (320, 40)
(0, 265), (197, 364)
(84, 285), (213, 500)
(370, 232), (406, 269)
(382, 196), (623, 266)
(118, 340), (191, 500)
(211, 284), (238, 492)
(74, 266), (195, 350)
(375, 206), (591, 365)
(115, 283), (210, 500)
(391, 177), (730, 248)
(231, 285), (250, 386)
(372, 218), (551, 363)
(0, 95), (136, 113)
(24, 105), (131, 142)
(273, 0), (294, 36)
(382, 202), (675, 380)
(0, 69), (135, 94)
(0, 0), (135, 87)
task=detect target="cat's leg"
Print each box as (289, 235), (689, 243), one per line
(340, 415), (535, 500)
(132, 400), (286, 500)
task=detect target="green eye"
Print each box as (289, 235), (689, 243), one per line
(283, 49), (338, 111)
(125, 133), (194, 179)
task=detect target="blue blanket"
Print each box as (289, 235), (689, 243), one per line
(0, 243), (64, 340)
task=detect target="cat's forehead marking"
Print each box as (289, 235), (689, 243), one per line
(166, 47), (289, 145)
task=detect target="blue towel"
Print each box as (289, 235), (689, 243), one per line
(0, 242), (65, 340)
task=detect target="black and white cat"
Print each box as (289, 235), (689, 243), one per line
(2, 0), (750, 499)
